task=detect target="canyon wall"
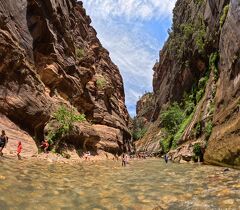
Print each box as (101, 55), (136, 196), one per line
(135, 0), (240, 169)
(0, 0), (131, 156)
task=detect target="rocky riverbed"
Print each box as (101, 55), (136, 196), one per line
(0, 159), (239, 209)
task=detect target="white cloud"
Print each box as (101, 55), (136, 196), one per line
(92, 19), (157, 108)
(83, 0), (176, 21)
(81, 0), (176, 116)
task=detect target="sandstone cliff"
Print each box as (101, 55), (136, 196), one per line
(135, 0), (240, 169)
(0, 0), (131, 157)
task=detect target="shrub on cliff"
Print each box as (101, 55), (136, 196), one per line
(160, 135), (173, 154)
(132, 117), (148, 141)
(160, 102), (185, 135)
(195, 122), (202, 138)
(75, 48), (85, 59)
(220, 4), (230, 29)
(132, 127), (147, 141)
(196, 89), (204, 102)
(193, 143), (202, 157)
(194, 0), (204, 5)
(160, 92), (196, 149)
(183, 92), (195, 115)
(172, 112), (194, 148)
(205, 121), (213, 140)
(96, 77), (107, 89)
(181, 23), (194, 39)
(209, 52), (219, 81)
(198, 76), (208, 89)
(47, 105), (86, 144)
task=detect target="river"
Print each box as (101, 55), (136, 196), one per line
(0, 158), (239, 209)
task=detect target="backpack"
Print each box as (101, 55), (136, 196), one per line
(0, 135), (8, 146)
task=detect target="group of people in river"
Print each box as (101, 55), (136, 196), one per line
(0, 129), (170, 165)
(0, 130), (22, 159)
(0, 130), (50, 160)
(0, 130), (8, 157)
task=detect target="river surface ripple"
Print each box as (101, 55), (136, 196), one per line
(0, 158), (239, 210)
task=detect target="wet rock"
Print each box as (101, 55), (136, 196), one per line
(161, 195), (178, 204)
(217, 189), (232, 196)
(222, 199), (235, 205)
(179, 159), (188, 164)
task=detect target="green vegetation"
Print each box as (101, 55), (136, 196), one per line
(193, 143), (202, 157)
(183, 92), (195, 115)
(132, 127), (147, 141)
(196, 89), (204, 103)
(194, 0), (204, 5)
(157, 6), (224, 154)
(160, 102), (185, 135)
(160, 93), (195, 152)
(160, 135), (173, 154)
(159, 68), (211, 152)
(220, 4), (230, 29)
(132, 117), (147, 141)
(198, 76), (208, 89)
(47, 105), (86, 145)
(181, 23), (194, 39)
(158, 59), (215, 153)
(195, 18), (206, 54)
(62, 153), (71, 159)
(195, 122), (202, 138)
(209, 52), (219, 81)
(172, 112), (194, 148)
(196, 73), (209, 103)
(209, 52), (219, 80)
(168, 14), (207, 62)
(205, 121), (213, 140)
(96, 77), (107, 89)
(75, 48), (85, 59)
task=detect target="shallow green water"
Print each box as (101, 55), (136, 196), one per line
(0, 158), (239, 210)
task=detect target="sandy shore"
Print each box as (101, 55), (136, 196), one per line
(0, 114), (121, 164)
(0, 149), (122, 164)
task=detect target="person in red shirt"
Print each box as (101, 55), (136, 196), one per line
(17, 141), (22, 160)
(40, 139), (49, 153)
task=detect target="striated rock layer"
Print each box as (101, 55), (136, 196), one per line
(135, 0), (240, 169)
(0, 0), (131, 156)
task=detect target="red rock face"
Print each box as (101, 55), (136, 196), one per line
(135, 0), (240, 168)
(204, 1), (240, 168)
(136, 93), (155, 122)
(0, 0), (130, 154)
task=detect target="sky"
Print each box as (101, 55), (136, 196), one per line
(81, 0), (176, 117)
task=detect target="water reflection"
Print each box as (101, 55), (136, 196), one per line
(0, 158), (239, 209)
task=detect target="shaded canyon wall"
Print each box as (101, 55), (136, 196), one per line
(0, 0), (131, 155)
(134, 0), (240, 169)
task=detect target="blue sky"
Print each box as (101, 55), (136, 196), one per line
(81, 0), (176, 116)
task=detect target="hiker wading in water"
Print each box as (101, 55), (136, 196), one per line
(40, 139), (49, 153)
(164, 154), (168, 163)
(122, 153), (126, 167)
(17, 141), (22, 160)
(0, 130), (8, 156)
